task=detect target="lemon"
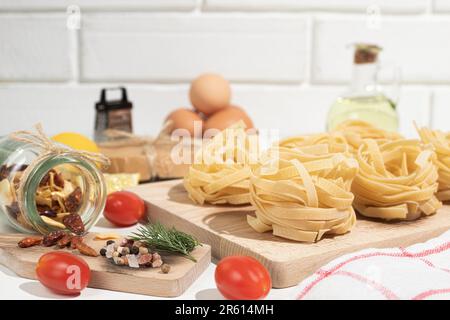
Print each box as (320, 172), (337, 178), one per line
(52, 132), (99, 153)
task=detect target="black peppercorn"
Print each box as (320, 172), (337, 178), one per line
(130, 246), (139, 255)
(106, 240), (115, 246)
(100, 248), (107, 256)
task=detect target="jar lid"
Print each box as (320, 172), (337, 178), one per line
(96, 87), (132, 112)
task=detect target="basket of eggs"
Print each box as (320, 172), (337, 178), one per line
(167, 73), (254, 136)
(154, 73), (254, 179)
(101, 73), (254, 181)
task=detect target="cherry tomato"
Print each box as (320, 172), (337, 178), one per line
(36, 252), (90, 295)
(215, 256), (271, 300)
(104, 191), (146, 227)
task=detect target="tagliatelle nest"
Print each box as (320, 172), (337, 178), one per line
(247, 133), (359, 243)
(416, 126), (450, 201)
(184, 121), (258, 205)
(333, 120), (403, 152)
(352, 139), (442, 220)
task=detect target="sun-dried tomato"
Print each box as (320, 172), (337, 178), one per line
(42, 230), (66, 247)
(39, 169), (56, 187)
(0, 166), (10, 180)
(70, 236), (83, 249)
(62, 213), (84, 235)
(18, 236), (42, 248)
(65, 187), (82, 213)
(39, 209), (57, 218)
(37, 204), (50, 213)
(54, 172), (65, 188)
(77, 242), (99, 257)
(13, 164), (28, 172)
(57, 234), (73, 248)
(6, 202), (20, 219)
(0, 164), (28, 181)
(0, 165), (9, 180)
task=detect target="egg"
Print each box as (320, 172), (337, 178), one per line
(189, 73), (231, 115)
(204, 105), (254, 132)
(165, 108), (203, 137)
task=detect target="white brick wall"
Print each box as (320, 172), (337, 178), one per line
(0, 1), (449, 139)
(80, 15), (308, 82)
(0, 14), (71, 81)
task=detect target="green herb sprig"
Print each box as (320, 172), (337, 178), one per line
(130, 222), (201, 262)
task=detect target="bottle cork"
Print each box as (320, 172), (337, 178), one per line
(354, 44), (382, 64)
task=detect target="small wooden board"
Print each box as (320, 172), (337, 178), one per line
(132, 179), (450, 288)
(0, 233), (211, 297)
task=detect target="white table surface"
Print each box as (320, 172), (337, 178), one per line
(0, 219), (297, 300)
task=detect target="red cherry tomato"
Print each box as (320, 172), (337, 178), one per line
(215, 256), (271, 300)
(36, 252), (90, 295)
(104, 191), (146, 227)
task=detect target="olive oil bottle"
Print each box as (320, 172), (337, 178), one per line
(327, 44), (399, 131)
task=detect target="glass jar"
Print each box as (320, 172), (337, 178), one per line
(327, 43), (400, 132)
(0, 136), (107, 234)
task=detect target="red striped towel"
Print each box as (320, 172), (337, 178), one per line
(295, 230), (450, 300)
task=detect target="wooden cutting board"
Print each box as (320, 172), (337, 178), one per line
(0, 233), (211, 297)
(131, 179), (450, 288)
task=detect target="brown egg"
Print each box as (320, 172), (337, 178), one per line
(189, 73), (231, 115)
(204, 105), (254, 132)
(165, 108), (203, 137)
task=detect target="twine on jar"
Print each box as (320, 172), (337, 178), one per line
(9, 123), (111, 170)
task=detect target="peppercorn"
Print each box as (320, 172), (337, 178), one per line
(139, 247), (149, 255)
(100, 248), (107, 256)
(106, 240), (115, 246)
(113, 257), (125, 266)
(161, 263), (171, 274)
(118, 246), (130, 256)
(130, 246), (139, 255)
(138, 253), (152, 267)
(152, 252), (161, 261)
(134, 241), (144, 248)
(152, 259), (163, 268)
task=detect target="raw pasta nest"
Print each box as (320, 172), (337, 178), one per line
(416, 126), (450, 201)
(333, 120), (403, 152)
(184, 121), (258, 205)
(247, 133), (359, 243)
(352, 138), (442, 220)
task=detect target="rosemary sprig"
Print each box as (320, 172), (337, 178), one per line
(130, 222), (201, 262)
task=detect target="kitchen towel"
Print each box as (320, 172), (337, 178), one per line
(295, 229), (450, 300)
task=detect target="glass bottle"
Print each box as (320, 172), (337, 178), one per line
(326, 44), (399, 131)
(0, 136), (106, 234)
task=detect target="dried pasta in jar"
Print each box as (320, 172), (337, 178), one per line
(333, 120), (403, 152)
(416, 125), (450, 201)
(248, 133), (358, 243)
(184, 121), (258, 205)
(352, 139), (442, 220)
